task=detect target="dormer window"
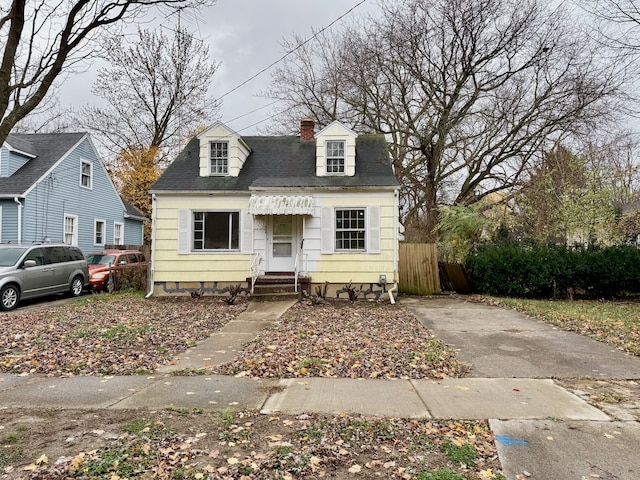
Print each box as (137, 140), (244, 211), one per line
(326, 140), (345, 174)
(315, 121), (357, 177)
(209, 141), (228, 175)
(197, 123), (251, 178)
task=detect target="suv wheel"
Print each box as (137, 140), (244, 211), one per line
(70, 276), (84, 297)
(0, 284), (20, 311)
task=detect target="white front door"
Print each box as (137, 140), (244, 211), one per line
(268, 215), (298, 272)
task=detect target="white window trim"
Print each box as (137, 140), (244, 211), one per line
(335, 207), (366, 252)
(63, 214), (78, 246)
(192, 210), (240, 251)
(0, 205), (3, 243)
(209, 140), (229, 176)
(321, 206), (380, 254)
(113, 222), (124, 245)
(80, 159), (93, 189)
(94, 218), (106, 246)
(325, 140), (346, 175)
(178, 209), (249, 254)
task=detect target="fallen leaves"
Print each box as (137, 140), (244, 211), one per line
(7, 409), (503, 480)
(214, 301), (468, 380)
(0, 294), (246, 376)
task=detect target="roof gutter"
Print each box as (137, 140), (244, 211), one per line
(14, 197), (22, 243)
(124, 213), (148, 222)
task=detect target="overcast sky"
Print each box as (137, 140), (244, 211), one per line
(60, 0), (379, 136)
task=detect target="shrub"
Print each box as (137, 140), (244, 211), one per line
(465, 241), (640, 299)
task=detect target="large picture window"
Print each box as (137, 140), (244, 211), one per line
(326, 140), (345, 174)
(210, 141), (228, 175)
(335, 208), (365, 250)
(193, 211), (239, 250)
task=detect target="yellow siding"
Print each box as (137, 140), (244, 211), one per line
(152, 191), (398, 288)
(313, 193), (397, 284)
(153, 195), (251, 283)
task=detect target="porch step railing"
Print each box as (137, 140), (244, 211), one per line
(294, 239), (304, 293)
(250, 253), (262, 295)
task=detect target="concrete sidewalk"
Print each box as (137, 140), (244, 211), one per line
(0, 373), (608, 421)
(2, 296), (640, 479)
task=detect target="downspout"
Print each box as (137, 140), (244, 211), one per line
(146, 194), (157, 298)
(389, 189), (400, 304)
(14, 197), (22, 243)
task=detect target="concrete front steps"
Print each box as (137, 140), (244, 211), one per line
(246, 272), (310, 299)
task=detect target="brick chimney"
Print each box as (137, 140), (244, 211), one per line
(300, 118), (315, 142)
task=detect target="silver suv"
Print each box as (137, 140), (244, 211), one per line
(0, 244), (89, 311)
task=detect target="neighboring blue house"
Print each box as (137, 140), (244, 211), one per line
(0, 132), (146, 254)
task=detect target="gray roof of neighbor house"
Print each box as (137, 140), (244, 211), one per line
(0, 132), (86, 196)
(151, 134), (399, 192)
(123, 199), (146, 220)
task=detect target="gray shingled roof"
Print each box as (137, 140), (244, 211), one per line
(123, 199), (147, 220)
(151, 134), (399, 192)
(5, 134), (37, 156)
(0, 132), (86, 196)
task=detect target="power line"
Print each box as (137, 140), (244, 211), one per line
(234, 105), (298, 134)
(215, 0), (368, 102)
(225, 100), (279, 123)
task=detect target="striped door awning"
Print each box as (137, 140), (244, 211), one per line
(248, 195), (315, 215)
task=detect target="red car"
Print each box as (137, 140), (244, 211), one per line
(86, 250), (147, 292)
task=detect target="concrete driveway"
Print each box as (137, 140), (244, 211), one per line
(402, 295), (640, 480)
(402, 296), (640, 379)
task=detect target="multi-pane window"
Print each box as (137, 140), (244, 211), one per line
(326, 140), (345, 174)
(80, 160), (92, 188)
(210, 141), (229, 175)
(64, 215), (78, 246)
(114, 223), (123, 245)
(95, 220), (105, 245)
(193, 211), (239, 250)
(335, 208), (365, 250)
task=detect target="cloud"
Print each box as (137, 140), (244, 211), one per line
(59, 0), (378, 134)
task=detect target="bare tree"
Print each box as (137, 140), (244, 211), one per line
(582, 132), (640, 206)
(268, 0), (624, 240)
(11, 88), (72, 134)
(577, 0), (640, 50)
(0, 0), (211, 146)
(79, 26), (219, 165)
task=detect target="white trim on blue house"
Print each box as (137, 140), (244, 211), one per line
(4, 144), (37, 159)
(80, 159), (93, 189)
(114, 222), (124, 245)
(64, 213), (79, 246)
(94, 218), (106, 246)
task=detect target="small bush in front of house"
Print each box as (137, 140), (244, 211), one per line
(315, 281), (329, 300)
(465, 241), (640, 299)
(112, 266), (147, 292)
(343, 282), (362, 301)
(224, 284), (243, 305)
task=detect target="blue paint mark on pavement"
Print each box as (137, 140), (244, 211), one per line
(496, 435), (529, 446)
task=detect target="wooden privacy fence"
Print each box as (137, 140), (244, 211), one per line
(399, 242), (441, 295)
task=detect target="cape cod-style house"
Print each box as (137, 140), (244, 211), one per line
(149, 119), (400, 299)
